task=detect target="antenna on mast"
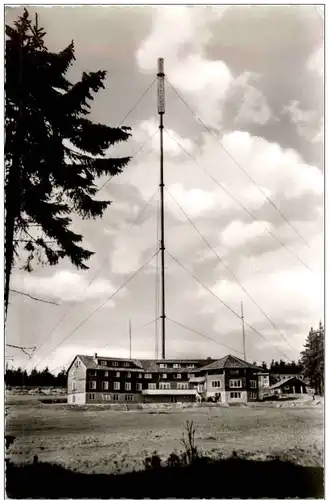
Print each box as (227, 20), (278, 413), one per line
(157, 58), (166, 360)
(129, 319), (132, 359)
(241, 302), (246, 361)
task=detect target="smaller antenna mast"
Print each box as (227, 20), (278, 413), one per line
(129, 319), (132, 359)
(241, 302), (246, 361)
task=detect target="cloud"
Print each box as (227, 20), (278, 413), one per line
(12, 270), (116, 303)
(133, 118), (195, 156)
(136, 6), (233, 127)
(220, 220), (273, 249)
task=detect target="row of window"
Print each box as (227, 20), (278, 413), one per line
(158, 363), (195, 369)
(89, 371), (185, 379)
(87, 393), (135, 401)
(211, 379), (257, 389)
(99, 361), (131, 367)
(85, 381), (191, 391)
(228, 392), (257, 400)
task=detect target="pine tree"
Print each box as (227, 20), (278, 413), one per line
(5, 10), (131, 315)
(300, 322), (324, 395)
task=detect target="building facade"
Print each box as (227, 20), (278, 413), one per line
(67, 353), (264, 405)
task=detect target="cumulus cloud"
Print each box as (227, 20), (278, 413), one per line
(136, 6), (233, 127)
(133, 118), (195, 156)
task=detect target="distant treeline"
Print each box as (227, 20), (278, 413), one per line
(262, 360), (304, 374)
(5, 367), (66, 387)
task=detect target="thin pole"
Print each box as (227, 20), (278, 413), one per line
(129, 319), (132, 359)
(241, 302), (246, 361)
(157, 58), (166, 360)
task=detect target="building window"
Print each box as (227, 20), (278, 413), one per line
(124, 362), (130, 367)
(90, 371), (97, 376)
(72, 395), (75, 403)
(148, 383), (156, 390)
(125, 382), (131, 391)
(188, 373), (195, 378)
(88, 393), (96, 400)
(230, 392), (241, 399)
(230, 369), (240, 375)
(113, 393), (119, 401)
(89, 381), (96, 390)
(250, 392), (257, 400)
(115, 372), (120, 378)
(187, 364), (195, 369)
(138, 373), (143, 378)
(127, 372), (131, 378)
(212, 380), (221, 388)
(173, 364), (181, 368)
(125, 394), (134, 401)
(250, 380), (257, 388)
(112, 362), (119, 367)
(145, 373), (152, 379)
(136, 383), (142, 391)
(101, 381), (109, 390)
(159, 363), (167, 368)
(114, 382), (120, 390)
(176, 374), (182, 379)
(177, 383), (188, 390)
(229, 379), (242, 388)
(159, 383), (170, 390)
(72, 381), (76, 391)
(101, 361), (107, 366)
(161, 373), (167, 379)
(102, 394), (111, 401)
(104, 371), (109, 377)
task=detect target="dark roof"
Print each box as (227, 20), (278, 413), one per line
(77, 355), (143, 371)
(269, 377), (308, 390)
(199, 355), (264, 372)
(73, 355), (207, 374)
(69, 354), (262, 374)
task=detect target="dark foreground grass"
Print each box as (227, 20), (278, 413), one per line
(6, 457), (323, 499)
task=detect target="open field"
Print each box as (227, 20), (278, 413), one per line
(6, 395), (323, 475)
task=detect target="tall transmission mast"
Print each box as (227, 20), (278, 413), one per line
(157, 58), (166, 360)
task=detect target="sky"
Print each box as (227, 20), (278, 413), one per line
(5, 5), (324, 372)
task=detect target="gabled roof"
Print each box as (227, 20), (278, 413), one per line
(269, 377), (308, 390)
(68, 355), (208, 374)
(75, 355), (144, 371)
(200, 354), (264, 372)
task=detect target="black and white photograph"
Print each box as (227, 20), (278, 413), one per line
(4, 4), (324, 498)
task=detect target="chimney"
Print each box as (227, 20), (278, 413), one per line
(94, 353), (98, 364)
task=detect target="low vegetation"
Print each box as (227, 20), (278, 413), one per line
(6, 420), (323, 498)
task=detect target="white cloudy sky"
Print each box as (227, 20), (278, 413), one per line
(5, 5), (324, 372)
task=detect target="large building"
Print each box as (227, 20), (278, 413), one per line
(67, 353), (265, 405)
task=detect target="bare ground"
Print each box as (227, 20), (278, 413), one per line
(6, 395), (323, 475)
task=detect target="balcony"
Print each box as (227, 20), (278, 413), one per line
(142, 389), (198, 396)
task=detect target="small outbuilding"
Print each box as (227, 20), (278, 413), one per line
(268, 377), (309, 395)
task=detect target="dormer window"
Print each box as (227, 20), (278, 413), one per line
(124, 362), (129, 367)
(173, 364), (181, 368)
(187, 364), (195, 369)
(159, 363), (167, 368)
(112, 362), (119, 367)
(101, 361), (107, 366)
